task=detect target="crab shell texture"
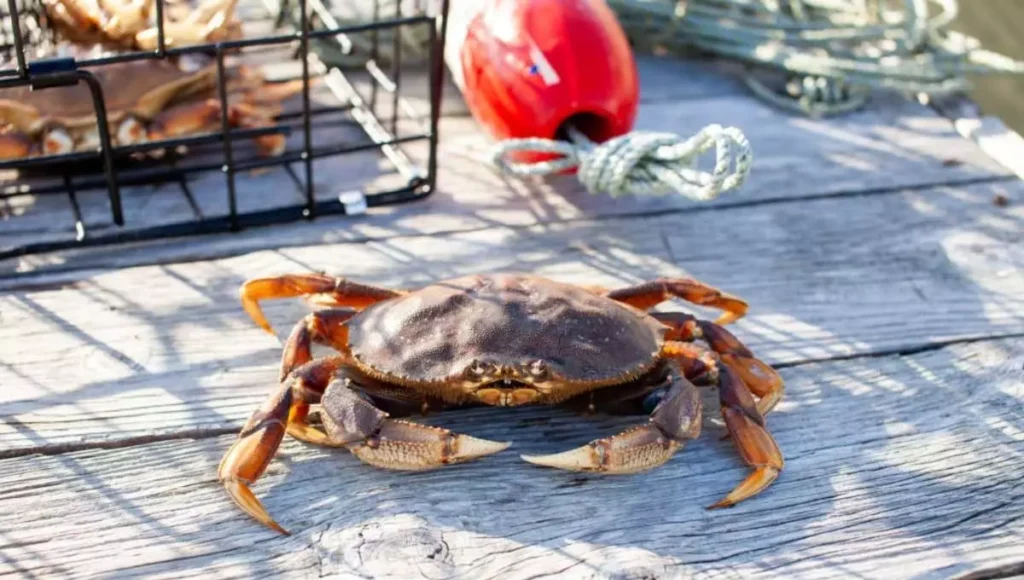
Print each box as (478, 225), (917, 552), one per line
(219, 271), (788, 535)
(0, 59), (296, 159)
(347, 274), (667, 405)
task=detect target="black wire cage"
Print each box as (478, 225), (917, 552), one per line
(0, 0), (451, 261)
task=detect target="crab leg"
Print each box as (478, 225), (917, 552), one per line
(707, 365), (785, 508)
(219, 354), (508, 535)
(218, 355), (349, 535)
(697, 320), (785, 416)
(47, 0), (106, 35)
(144, 98), (288, 157)
(134, 0), (239, 48)
(279, 308), (355, 380)
(1, 101), (44, 158)
(660, 339), (783, 507)
(654, 312), (784, 417)
(605, 278), (748, 325)
(522, 364), (702, 474)
(239, 273), (403, 334)
(99, 0), (152, 40)
(0, 130), (34, 160)
(526, 341), (784, 508)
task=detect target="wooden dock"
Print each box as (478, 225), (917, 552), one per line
(1, 50), (1022, 579)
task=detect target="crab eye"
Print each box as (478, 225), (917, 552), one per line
(527, 360), (549, 380)
(466, 359), (488, 377)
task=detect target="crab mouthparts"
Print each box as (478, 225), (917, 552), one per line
(474, 381), (541, 406)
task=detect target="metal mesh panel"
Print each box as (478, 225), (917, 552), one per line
(0, 0), (450, 260)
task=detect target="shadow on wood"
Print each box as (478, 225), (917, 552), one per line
(0, 338), (1020, 577)
(0, 44), (1022, 580)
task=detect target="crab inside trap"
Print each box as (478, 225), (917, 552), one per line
(0, 0), (447, 259)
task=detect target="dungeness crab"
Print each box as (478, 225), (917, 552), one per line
(0, 57), (302, 160)
(220, 272), (786, 535)
(43, 0), (242, 50)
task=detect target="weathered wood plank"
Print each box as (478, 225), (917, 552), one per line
(293, 53), (753, 119)
(932, 97), (1024, 182)
(1, 180), (1021, 455)
(250, 0), (751, 111)
(0, 42), (749, 263)
(0, 337), (1020, 579)
(2, 88), (1012, 278)
(0, 91), (401, 246)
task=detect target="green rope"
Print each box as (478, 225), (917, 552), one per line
(607, 0), (1024, 116)
(491, 124), (752, 200)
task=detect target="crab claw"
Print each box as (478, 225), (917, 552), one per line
(42, 126), (74, 155)
(522, 424), (684, 475)
(524, 375), (701, 475)
(116, 116), (147, 146)
(345, 420), (511, 471)
(0, 130), (33, 160)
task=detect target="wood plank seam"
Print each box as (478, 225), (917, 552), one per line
(2, 86), (1013, 280)
(0, 171), (1016, 288)
(0, 427), (239, 460)
(931, 99), (1024, 183)
(0, 334), (1018, 577)
(2, 179), (1019, 461)
(3, 329), (1021, 461)
(770, 330), (1024, 369)
(951, 560), (1024, 580)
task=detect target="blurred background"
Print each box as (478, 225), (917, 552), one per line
(953, 1), (1024, 132)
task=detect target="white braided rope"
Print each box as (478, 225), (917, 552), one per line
(490, 124), (752, 200)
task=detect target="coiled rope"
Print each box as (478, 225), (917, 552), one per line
(607, 0), (1024, 116)
(490, 124), (753, 200)
(306, 0), (1022, 196)
(316, 0), (1024, 117)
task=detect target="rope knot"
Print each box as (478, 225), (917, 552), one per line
(490, 123), (752, 201)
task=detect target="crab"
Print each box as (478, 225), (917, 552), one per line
(0, 57), (303, 160)
(219, 272), (786, 535)
(43, 0), (242, 51)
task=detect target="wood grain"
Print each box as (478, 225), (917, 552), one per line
(0, 337), (1020, 579)
(1, 180), (1021, 456)
(2, 21), (1022, 576)
(2, 76), (1012, 277)
(0, 50), (744, 267)
(932, 96), (1024, 182)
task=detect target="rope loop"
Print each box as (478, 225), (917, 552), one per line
(490, 124), (752, 201)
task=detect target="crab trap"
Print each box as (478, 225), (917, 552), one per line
(0, 0), (450, 261)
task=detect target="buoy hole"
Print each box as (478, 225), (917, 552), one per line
(555, 112), (618, 144)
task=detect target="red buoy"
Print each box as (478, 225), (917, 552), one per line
(444, 0), (640, 164)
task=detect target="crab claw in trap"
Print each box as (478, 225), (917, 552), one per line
(0, 130), (34, 160)
(146, 99), (289, 159)
(43, 127), (75, 155)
